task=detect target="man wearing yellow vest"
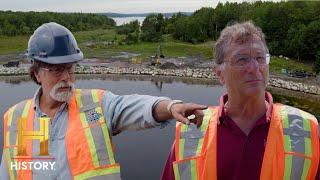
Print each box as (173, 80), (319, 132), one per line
(0, 22), (207, 180)
(162, 21), (320, 180)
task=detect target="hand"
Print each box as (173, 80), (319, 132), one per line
(170, 103), (207, 127)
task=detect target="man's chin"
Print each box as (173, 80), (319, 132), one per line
(51, 91), (73, 102)
(242, 86), (265, 96)
(58, 87), (72, 92)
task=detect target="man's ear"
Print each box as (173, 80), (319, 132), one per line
(34, 70), (42, 84)
(214, 64), (225, 85)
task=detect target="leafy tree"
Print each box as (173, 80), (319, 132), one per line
(140, 14), (164, 42)
(163, 12), (186, 34)
(301, 20), (320, 61)
(0, 11), (116, 36)
(171, 8), (214, 42)
(286, 24), (306, 60)
(124, 31), (139, 45)
(314, 51), (320, 74)
(116, 20), (140, 35)
(214, 2), (240, 33)
(172, 16), (188, 41)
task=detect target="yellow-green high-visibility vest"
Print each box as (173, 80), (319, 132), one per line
(173, 104), (319, 180)
(3, 89), (121, 180)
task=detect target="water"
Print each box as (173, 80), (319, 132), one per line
(112, 17), (146, 26)
(0, 75), (319, 180)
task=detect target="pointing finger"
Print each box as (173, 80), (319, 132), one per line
(173, 112), (190, 125)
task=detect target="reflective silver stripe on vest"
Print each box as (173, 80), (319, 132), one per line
(174, 159), (197, 180)
(173, 108), (216, 180)
(5, 100), (29, 179)
(89, 173), (122, 180)
(74, 165), (121, 180)
(180, 126), (205, 158)
(179, 108), (213, 159)
(78, 89), (113, 167)
(281, 105), (314, 180)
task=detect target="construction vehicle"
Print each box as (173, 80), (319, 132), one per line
(3, 61), (20, 67)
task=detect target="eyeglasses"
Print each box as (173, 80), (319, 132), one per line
(41, 64), (75, 77)
(225, 54), (270, 69)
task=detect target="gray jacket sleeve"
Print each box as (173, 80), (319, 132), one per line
(0, 151), (10, 180)
(101, 91), (170, 135)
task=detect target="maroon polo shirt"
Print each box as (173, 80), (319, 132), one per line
(161, 92), (320, 180)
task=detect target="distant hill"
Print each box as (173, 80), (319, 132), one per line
(100, 12), (193, 18)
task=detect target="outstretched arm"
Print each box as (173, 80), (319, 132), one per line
(153, 100), (207, 127)
(102, 91), (207, 135)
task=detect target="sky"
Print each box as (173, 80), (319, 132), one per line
(0, 0), (280, 13)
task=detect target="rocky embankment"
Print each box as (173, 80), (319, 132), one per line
(0, 65), (319, 95)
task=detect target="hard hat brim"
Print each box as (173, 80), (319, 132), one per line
(33, 51), (83, 64)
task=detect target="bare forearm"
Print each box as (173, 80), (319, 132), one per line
(153, 100), (172, 122)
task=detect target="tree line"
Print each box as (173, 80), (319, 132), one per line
(117, 1), (320, 72)
(0, 11), (116, 36)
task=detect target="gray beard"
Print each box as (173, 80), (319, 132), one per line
(49, 82), (75, 102)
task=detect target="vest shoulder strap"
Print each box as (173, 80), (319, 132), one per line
(3, 99), (33, 180)
(74, 89), (105, 111)
(272, 103), (319, 180)
(4, 99), (33, 147)
(173, 106), (219, 180)
(276, 103), (318, 142)
(175, 107), (218, 161)
(67, 89), (121, 179)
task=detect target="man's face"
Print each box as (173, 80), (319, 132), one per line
(35, 63), (76, 102)
(216, 37), (269, 97)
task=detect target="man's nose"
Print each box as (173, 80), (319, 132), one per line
(60, 69), (71, 81)
(246, 58), (260, 73)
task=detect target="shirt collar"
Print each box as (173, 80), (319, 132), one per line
(33, 87), (43, 111)
(218, 91), (274, 125)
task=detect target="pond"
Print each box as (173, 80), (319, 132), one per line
(0, 74), (319, 180)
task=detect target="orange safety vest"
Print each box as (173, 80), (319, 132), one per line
(173, 104), (319, 180)
(3, 89), (121, 180)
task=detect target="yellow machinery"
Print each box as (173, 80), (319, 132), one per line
(131, 57), (142, 64)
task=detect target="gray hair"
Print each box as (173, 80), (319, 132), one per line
(214, 21), (268, 66)
(29, 60), (52, 85)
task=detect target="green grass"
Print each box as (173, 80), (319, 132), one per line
(0, 28), (315, 75)
(0, 35), (29, 55)
(72, 29), (214, 59)
(74, 29), (123, 43)
(269, 57), (314, 74)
